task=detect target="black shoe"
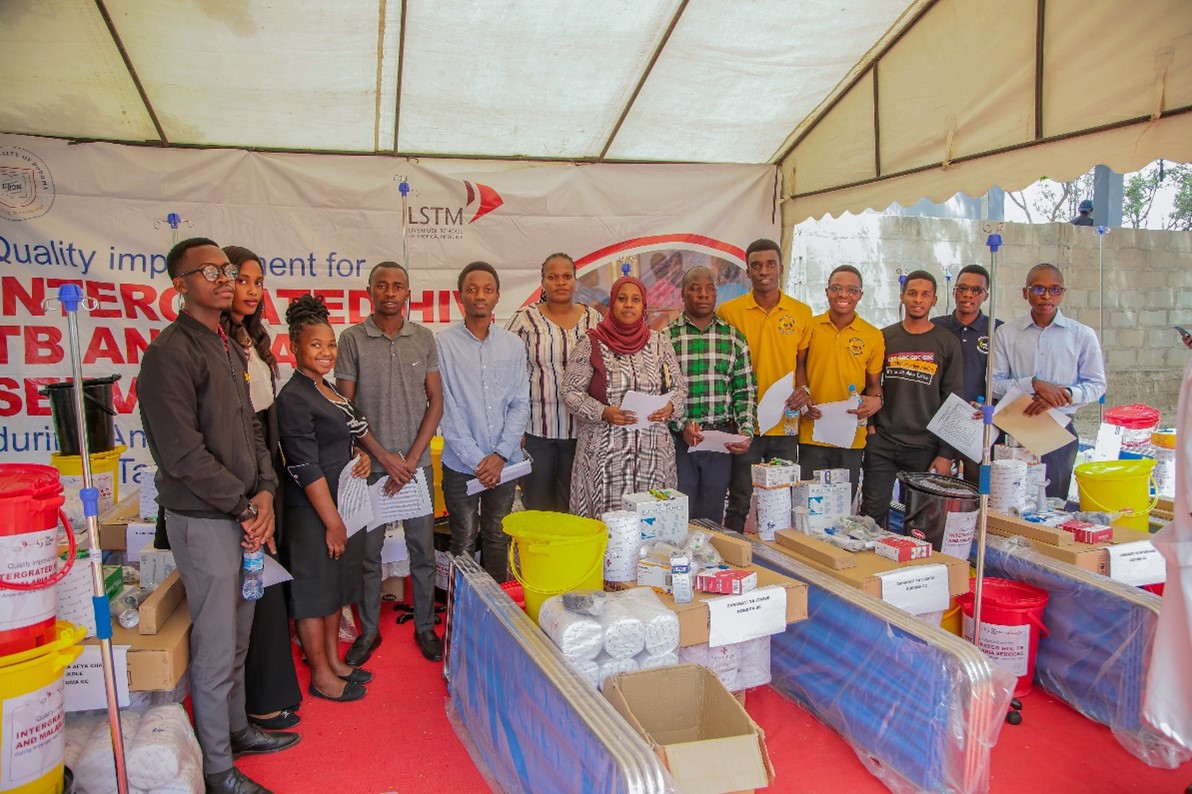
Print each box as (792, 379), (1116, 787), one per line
(345, 633), (381, 667)
(415, 629), (443, 662)
(308, 680), (367, 702)
(338, 667), (373, 684)
(204, 766), (272, 794)
(230, 724), (300, 759)
(247, 709), (300, 731)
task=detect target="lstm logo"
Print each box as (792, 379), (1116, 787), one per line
(407, 180), (504, 240)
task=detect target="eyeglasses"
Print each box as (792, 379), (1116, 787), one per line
(827, 285), (862, 296)
(178, 263), (239, 282)
(954, 285), (987, 296)
(1027, 285), (1066, 297)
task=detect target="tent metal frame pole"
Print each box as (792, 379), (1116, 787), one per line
(1096, 225), (1108, 422)
(46, 285), (130, 794)
(971, 224), (1004, 645)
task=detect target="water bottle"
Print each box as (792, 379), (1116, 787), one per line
(783, 406), (800, 436)
(242, 548), (265, 601)
(849, 384), (866, 428)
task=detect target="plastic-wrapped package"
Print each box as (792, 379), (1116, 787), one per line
(736, 635), (772, 689)
(571, 657), (601, 688)
(983, 535), (1190, 768)
(603, 510), (646, 581)
(74, 711), (141, 794)
(637, 651), (679, 669)
(595, 652), (640, 690)
(683, 529), (724, 568)
(143, 758), (203, 793)
(446, 554), (675, 793)
(678, 641), (743, 692)
(127, 704), (199, 790)
(598, 600), (646, 660)
(561, 589), (610, 616)
(537, 595), (604, 660)
(615, 587), (679, 656)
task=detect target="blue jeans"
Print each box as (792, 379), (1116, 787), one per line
(441, 465), (518, 582)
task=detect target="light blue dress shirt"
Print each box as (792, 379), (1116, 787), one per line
(436, 322), (530, 475)
(991, 309), (1107, 419)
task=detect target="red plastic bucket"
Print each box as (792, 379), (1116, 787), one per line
(499, 580), (526, 611)
(957, 577), (1049, 697)
(0, 464), (75, 657)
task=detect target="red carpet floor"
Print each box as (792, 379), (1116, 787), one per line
(239, 614), (1192, 793)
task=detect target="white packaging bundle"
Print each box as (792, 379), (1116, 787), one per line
(679, 641), (743, 691)
(142, 758), (203, 794)
(990, 459), (1028, 514)
(536, 595), (604, 660)
(791, 481), (851, 529)
(599, 599), (646, 659)
(735, 635), (772, 689)
(637, 651), (679, 669)
(616, 587), (680, 656)
(138, 471), (159, 519)
(752, 486), (792, 541)
(596, 652), (639, 690)
(602, 510), (646, 582)
(571, 658), (601, 688)
(622, 490), (689, 544)
(64, 714), (102, 772)
(127, 704), (200, 790)
(74, 711), (141, 794)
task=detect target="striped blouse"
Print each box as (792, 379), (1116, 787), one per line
(506, 303), (603, 439)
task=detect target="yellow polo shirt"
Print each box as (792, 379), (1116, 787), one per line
(717, 291), (813, 436)
(798, 312), (885, 449)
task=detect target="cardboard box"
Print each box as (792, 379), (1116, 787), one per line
(604, 664), (774, 794)
(637, 558), (672, 594)
(751, 461), (798, 488)
(98, 490), (143, 550)
(653, 564), (808, 647)
(810, 468), (850, 485)
(986, 511), (1153, 574)
(766, 533), (970, 598)
(791, 481), (851, 529)
(873, 536), (932, 562)
(84, 600), (192, 691)
(774, 530), (856, 570)
(139, 547), (177, 589)
(707, 530), (753, 567)
(138, 569), (184, 635)
(623, 490), (690, 544)
(694, 568), (757, 595)
(380, 576), (406, 601)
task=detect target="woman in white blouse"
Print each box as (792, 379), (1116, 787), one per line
(505, 253), (602, 512)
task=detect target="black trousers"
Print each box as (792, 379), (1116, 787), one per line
(1041, 437), (1079, 501)
(798, 443), (863, 502)
(244, 577), (301, 715)
(860, 433), (939, 529)
(520, 434), (576, 513)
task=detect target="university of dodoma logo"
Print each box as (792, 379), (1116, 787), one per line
(0, 146), (54, 221)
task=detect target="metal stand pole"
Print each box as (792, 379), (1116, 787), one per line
(1096, 225), (1109, 423)
(971, 225), (1005, 647)
(46, 283), (129, 794)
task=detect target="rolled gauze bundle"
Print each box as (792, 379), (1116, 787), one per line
(735, 635), (772, 689)
(127, 703), (196, 789)
(596, 652), (639, 690)
(602, 510), (644, 582)
(990, 459), (1028, 514)
(599, 598), (646, 659)
(537, 595), (604, 660)
(142, 757), (204, 794)
(64, 714), (103, 772)
(75, 710), (141, 794)
(638, 650), (679, 670)
(570, 657), (601, 689)
(616, 587), (680, 656)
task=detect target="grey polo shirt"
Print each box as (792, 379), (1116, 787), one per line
(336, 315), (439, 470)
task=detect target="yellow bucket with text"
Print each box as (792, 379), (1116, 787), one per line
(1074, 459), (1158, 532)
(505, 511), (607, 623)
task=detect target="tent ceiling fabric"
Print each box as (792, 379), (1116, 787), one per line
(1, 0), (1190, 223)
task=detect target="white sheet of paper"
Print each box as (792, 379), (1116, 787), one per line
(65, 644), (130, 711)
(1106, 541), (1166, 587)
(337, 456), (374, 538)
(809, 399), (860, 448)
(1090, 423), (1124, 462)
(705, 585), (788, 647)
(927, 392), (985, 463)
(689, 430), (749, 453)
(466, 457), (533, 496)
(369, 468), (433, 525)
(877, 564), (951, 616)
(381, 532), (410, 564)
(262, 555), (293, 588)
(756, 373), (795, 436)
(125, 521), (156, 559)
(619, 390), (676, 431)
(138, 473), (158, 519)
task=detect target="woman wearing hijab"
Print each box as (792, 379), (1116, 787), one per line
(562, 276), (687, 517)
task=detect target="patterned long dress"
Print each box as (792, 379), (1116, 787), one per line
(562, 330), (688, 518)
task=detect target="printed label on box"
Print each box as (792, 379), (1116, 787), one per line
(963, 615), (1031, 677)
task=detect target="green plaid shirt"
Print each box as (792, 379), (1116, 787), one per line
(667, 313), (756, 434)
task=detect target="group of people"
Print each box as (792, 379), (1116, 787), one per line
(138, 235), (1107, 793)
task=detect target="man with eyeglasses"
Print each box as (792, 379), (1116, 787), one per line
(861, 270), (964, 528)
(139, 238), (298, 793)
(932, 264), (1003, 482)
(789, 265), (884, 498)
(992, 263), (1106, 499)
(717, 238), (813, 532)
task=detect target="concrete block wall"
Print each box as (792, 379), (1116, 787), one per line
(788, 216), (1192, 439)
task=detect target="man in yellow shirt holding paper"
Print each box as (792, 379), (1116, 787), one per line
(790, 265), (884, 500)
(716, 238), (812, 531)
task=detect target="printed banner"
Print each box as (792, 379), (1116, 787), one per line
(0, 134), (777, 486)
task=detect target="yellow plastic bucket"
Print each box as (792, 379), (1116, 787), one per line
(50, 446), (127, 535)
(940, 597), (962, 636)
(504, 511), (608, 623)
(0, 622), (84, 794)
(1074, 459), (1158, 532)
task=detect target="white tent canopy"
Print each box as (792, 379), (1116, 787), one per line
(3, 0), (1190, 224)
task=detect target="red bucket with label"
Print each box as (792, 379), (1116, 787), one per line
(957, 577), (1049, 697)
(0, 464), (76, 657)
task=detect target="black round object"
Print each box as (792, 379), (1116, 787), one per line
(1010, 697), (1023, 711)
(1006, 710), (1023, 725)
(895, 471), (980, 553)
(41, 374), (121, 456)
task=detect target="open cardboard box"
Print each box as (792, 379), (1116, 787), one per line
(98, 489), (144, 550)
(985, 511), (1153, 575)
(767, 530), (970, 598)
(643, 529), (807, 647)
(604, 664), (774, 794)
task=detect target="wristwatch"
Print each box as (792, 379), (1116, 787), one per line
(237, 503), (259, 523)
